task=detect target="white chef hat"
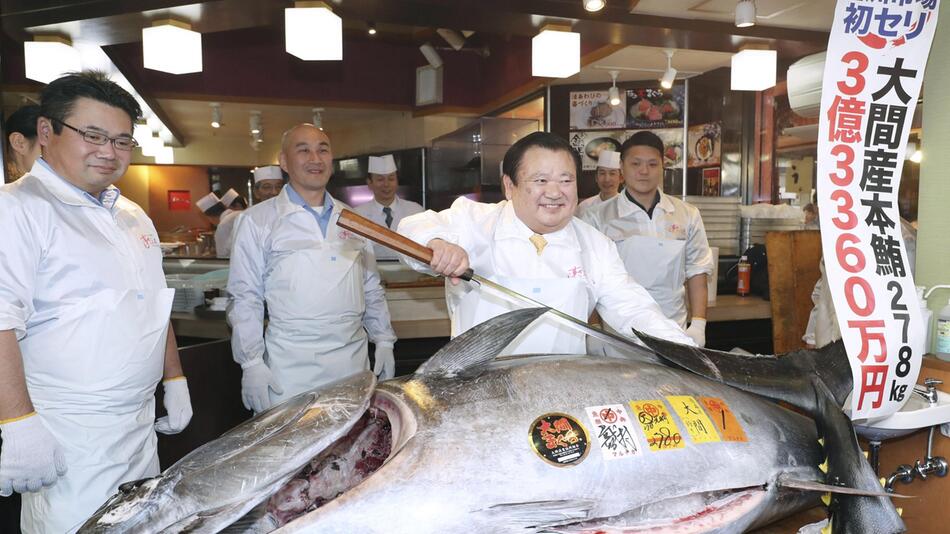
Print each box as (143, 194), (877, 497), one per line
(220, 188), (240, 207)
(596, 150), (621, 170)
(368, 154), (397, 175)
(253, 165), (283, 183)
(196, 192), (221, 213)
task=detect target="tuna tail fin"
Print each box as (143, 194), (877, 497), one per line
(813, 378), (906, 534)
(416, 307), (550, 377)
(631, 331), (905, 534)
(630, 329), (853, 414)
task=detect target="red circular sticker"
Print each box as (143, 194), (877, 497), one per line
(529, 413), (590, 467)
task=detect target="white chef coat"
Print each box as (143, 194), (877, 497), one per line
(353, 197), (424, 260)
(214, 209), (242, 258)
(397, 197), (695, 352)
(582, 191), (714, 327)
(0, 159), (171, 533)
(227, 186), (396, 403)
(575, 194), (611, 218)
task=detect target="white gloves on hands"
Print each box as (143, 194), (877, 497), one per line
(155, 378), (193, 435)
(373, 345), (395, 380)
(685, 318), (707, 348)
(0, 413), (67, 496)
(241, 360), (283, 413)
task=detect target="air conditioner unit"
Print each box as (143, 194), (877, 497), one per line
(786, 52), (826, 119)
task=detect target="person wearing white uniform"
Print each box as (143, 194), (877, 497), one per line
(251, 165), (285, 203)
(398, 132), (695, 355)
(0, 72), (192, 533)
(575, 150), (621, 217)
(228, 124), (397, 414)
(214, 167), (285, 259)
(353, 154), (423, 261)
(582, 131), (714, 347)
(213, 189), (246, 258)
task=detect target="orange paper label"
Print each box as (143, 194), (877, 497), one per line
(700, 397), (748, 442)
(630, 400), (684, 451)
(667, 395), (721, 444)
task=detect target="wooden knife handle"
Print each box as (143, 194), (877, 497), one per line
(336, 209), (433, 264)
(336, 209), (474, 281)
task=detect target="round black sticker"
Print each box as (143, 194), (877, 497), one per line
(529, 413), (590, 467)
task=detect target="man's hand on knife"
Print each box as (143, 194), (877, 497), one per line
(427, 239), (470, 285)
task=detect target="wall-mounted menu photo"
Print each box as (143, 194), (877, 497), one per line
(625, 86), (685, 129)
(687, 122), (722, 168)
(569, 90), (626, 130)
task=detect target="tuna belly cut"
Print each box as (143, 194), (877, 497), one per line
(235, 392), (410, 531)
(547, 487), (769, 534)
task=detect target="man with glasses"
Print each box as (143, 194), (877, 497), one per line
(398, 132), (693, 356)
(0, 71), (192, 532)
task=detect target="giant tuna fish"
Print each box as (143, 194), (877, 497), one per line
(78, 308), (904, 534)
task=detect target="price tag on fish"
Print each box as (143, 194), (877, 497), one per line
(586, 404), (641, 460)
(666, 396), (720, 444)
(700, 397), (748, 443)
(629, 400), (684, 452)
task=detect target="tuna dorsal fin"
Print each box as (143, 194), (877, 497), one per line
(631, 329), (853, 415)
(416, 307), (549, 377)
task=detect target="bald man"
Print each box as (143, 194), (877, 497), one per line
(227, 124), (396, 413)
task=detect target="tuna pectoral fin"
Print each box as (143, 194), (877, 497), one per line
(631, 329), (853, 414)
(477, 499), (595, 527)
(812, 379), (905, 534)
(775, 475), (909, 499)
(417, 307), (550, 377)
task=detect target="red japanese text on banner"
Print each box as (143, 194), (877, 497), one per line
(817, 0), (939, 420)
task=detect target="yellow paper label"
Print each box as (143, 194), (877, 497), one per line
(699, 397), (748, 442)
(629, 399), (684, 451)
(667, 395), (721, 444)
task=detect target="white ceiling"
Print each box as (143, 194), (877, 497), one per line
(558, 44), (735, 85)
(632, 0), (836, 31)
(157, 99), (410, 143)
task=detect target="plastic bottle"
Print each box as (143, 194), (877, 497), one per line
(937, 298), (950, 361)
(917, 286), (933, 355)
(736, 255), (751, 297)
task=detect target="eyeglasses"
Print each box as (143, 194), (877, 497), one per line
(52, 118), (138, 151)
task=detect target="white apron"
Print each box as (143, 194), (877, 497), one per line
(617, 235), (688, 328)
(454, 277), (589, 355)
(19, 287), (173, 534)
(264, 240), (369, 405)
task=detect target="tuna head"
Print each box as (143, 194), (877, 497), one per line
(77, 371), (376, 533)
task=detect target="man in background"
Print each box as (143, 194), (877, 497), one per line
(575, 150), (621, 217)
(354, 154), (423, 260)
(228, 124), (397, 414)
(583, 131), (714, 347)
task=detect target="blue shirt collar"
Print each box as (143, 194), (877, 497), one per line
(285, 184), (334, 237)
(36, 158), (122, 211)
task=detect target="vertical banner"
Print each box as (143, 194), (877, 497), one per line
(818, 0), (939, 420)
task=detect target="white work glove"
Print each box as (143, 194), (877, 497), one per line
(155, 377), (193, 435)
(0, 413), (68, 496)
(685, 318), (707, 348)
(242, 360), (283, 413)
(373, 345), (395, 380)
